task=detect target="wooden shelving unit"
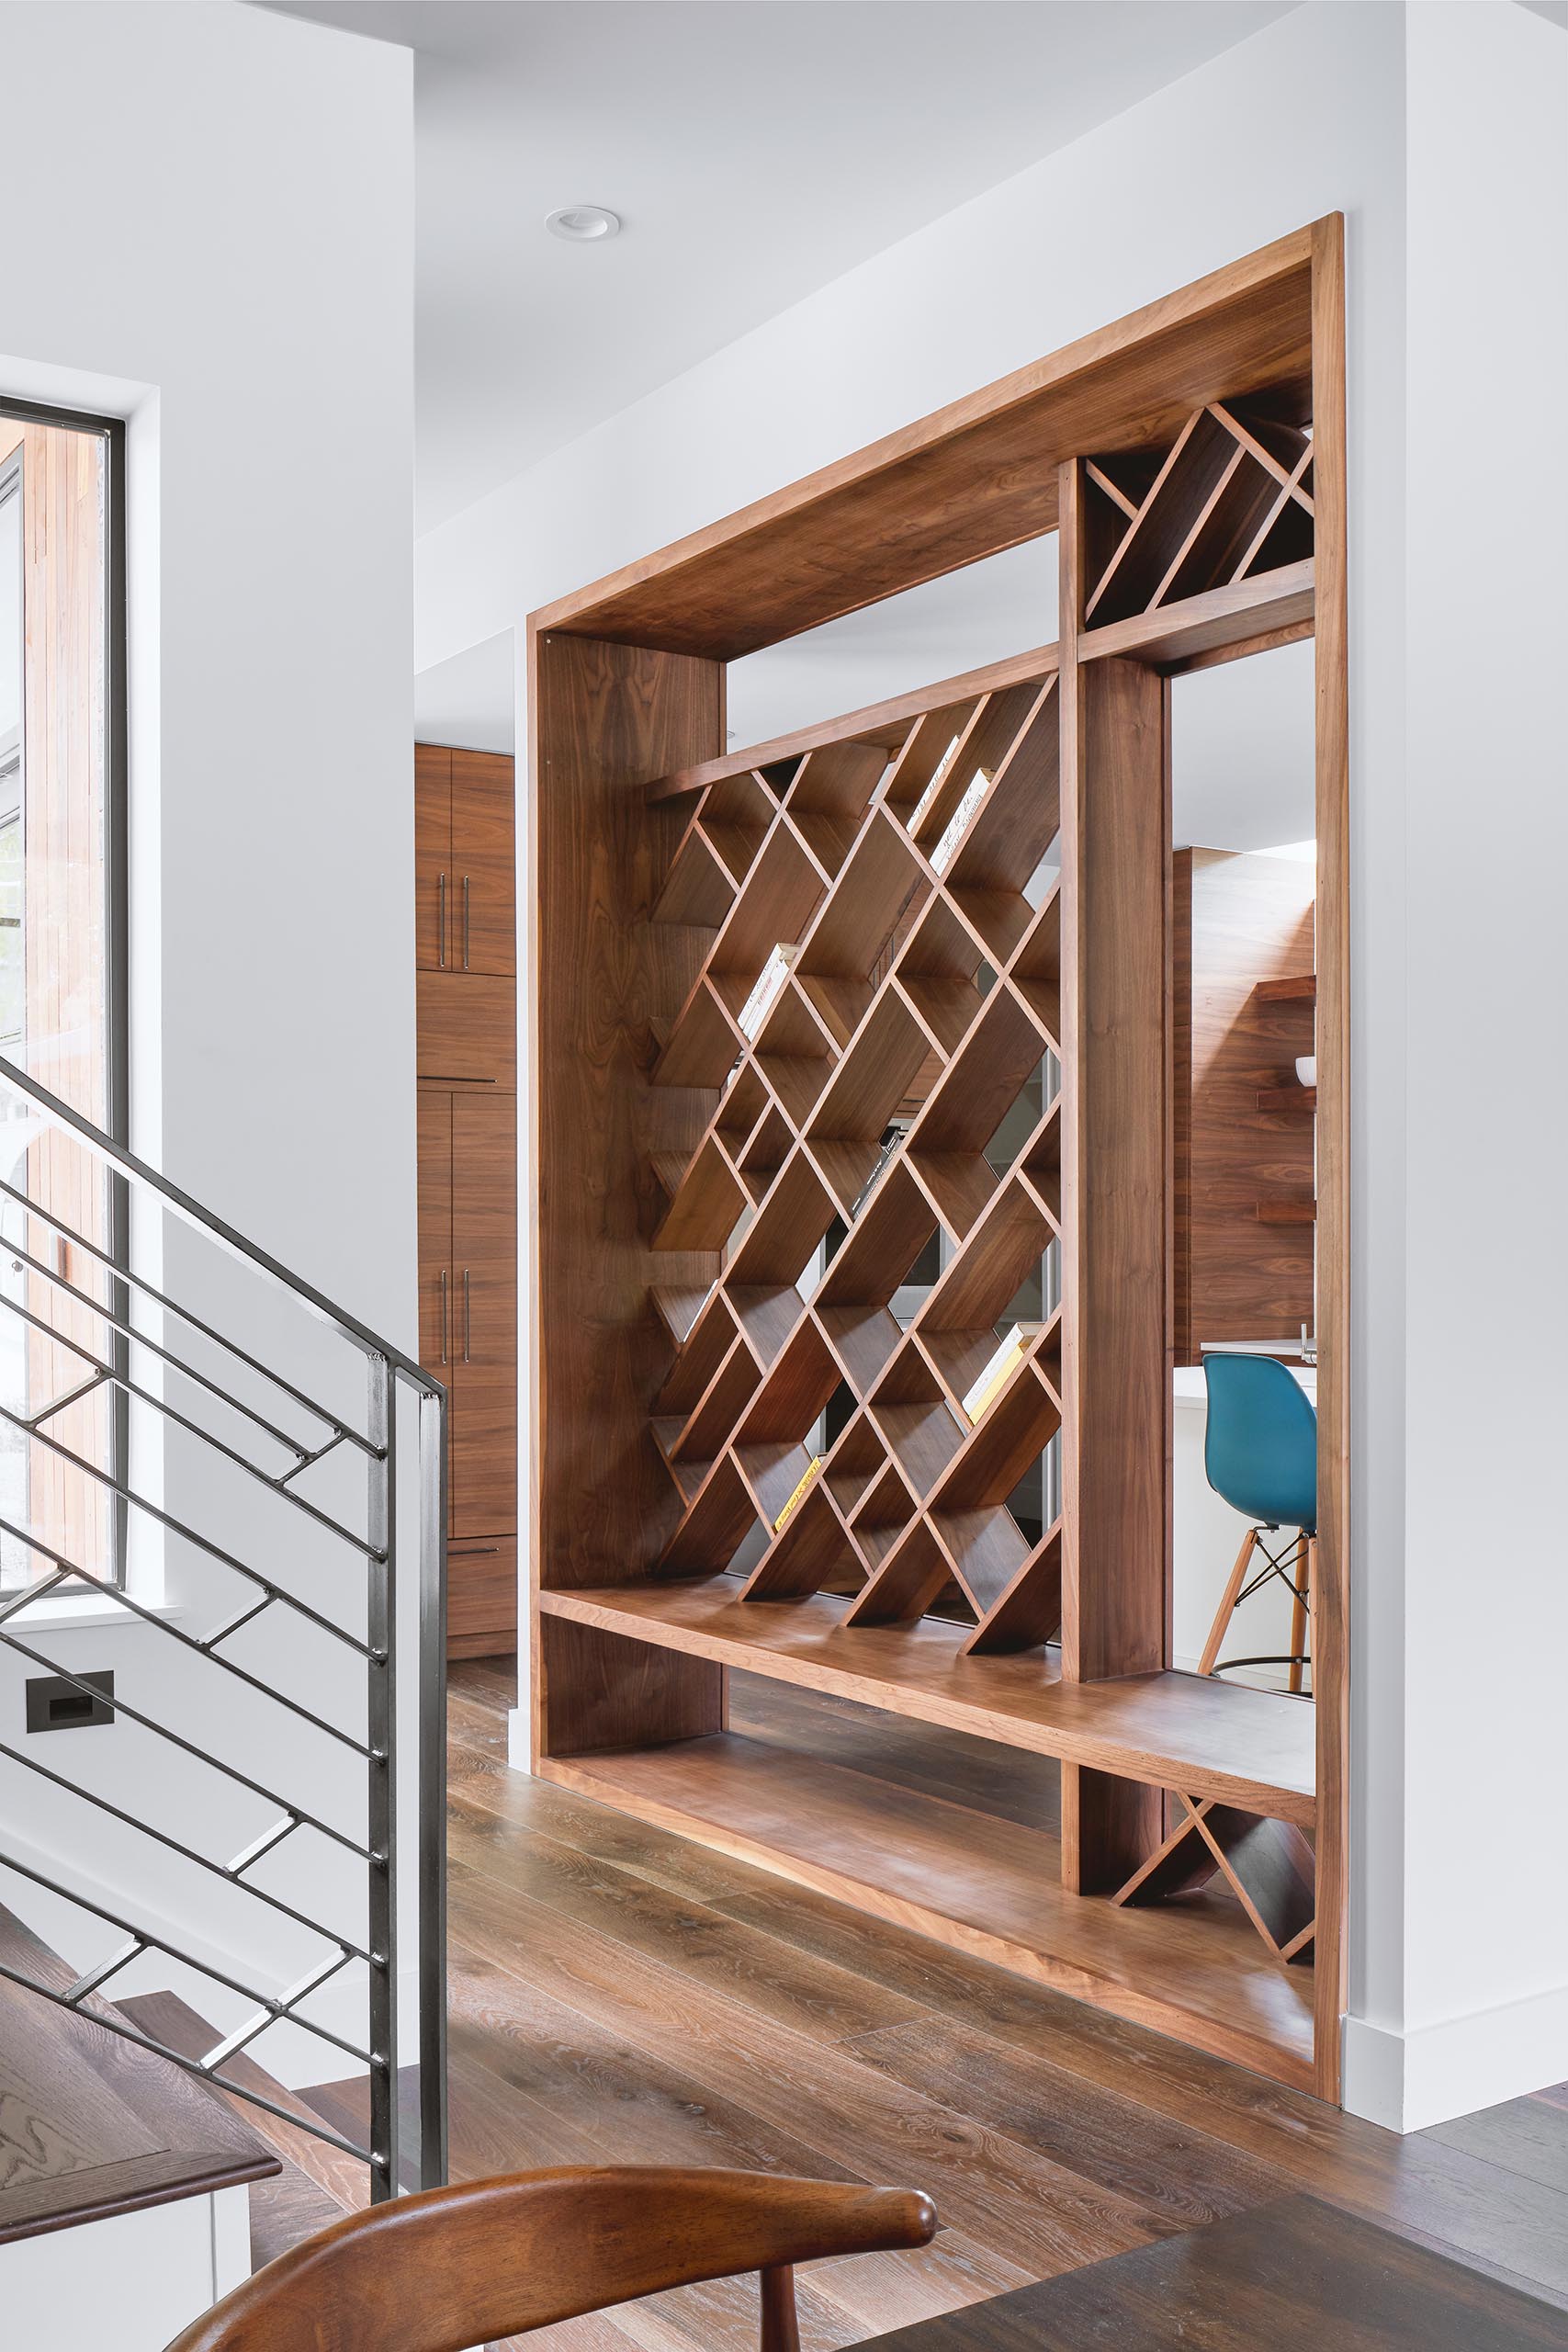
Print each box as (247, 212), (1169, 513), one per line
(529, 221), (1348, 2102)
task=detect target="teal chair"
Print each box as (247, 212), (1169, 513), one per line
(1199, 1353), (1316, 1693)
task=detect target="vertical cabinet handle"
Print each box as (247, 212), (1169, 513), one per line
(462, 876), (471, 970)
(439, 1267), (449, 1363)
(462, 1267), (472, 1363)
(437, 872), (447, 967)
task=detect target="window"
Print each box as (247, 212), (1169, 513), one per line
(0, 456), (23, 1047)
(0, 403), (126, 1591)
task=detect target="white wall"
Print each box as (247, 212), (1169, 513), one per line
(3, 0), (415, 1343)
(1354, 0), (1568, 2132)
(0, 1), (416, 2086)
(416, 630), (516, 755)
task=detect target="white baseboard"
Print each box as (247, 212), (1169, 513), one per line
(507, 1704), (531, 1772)
(1344, 1980), (1568, 2132)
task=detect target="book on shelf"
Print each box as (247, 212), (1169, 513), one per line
(773, 1454), (821, 1532)
(962, 1322), (1044, 1425)
(931, 767), (995, 876)
(848, 1116), (913, 1221)
(738, 943), (798, 1041)
(908, 734), (962, 838)
(692, 1275), (720, 1325)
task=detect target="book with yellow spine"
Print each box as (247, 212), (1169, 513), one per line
(773, 1454), (822, 1532)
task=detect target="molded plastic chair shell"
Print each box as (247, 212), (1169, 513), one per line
(1202, 1352), (1317, 1534)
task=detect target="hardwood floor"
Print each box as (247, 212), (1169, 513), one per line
(852, 2199), (1568, 2352)
(282, 1659), (1568, 2347)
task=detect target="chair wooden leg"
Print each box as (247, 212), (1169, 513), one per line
(1303, 1536), (1318, 1691)
(761, 2265), (800, 2352)
(1288, 1534), (1310, 1695)
(1198, 1526), (1257, 1677)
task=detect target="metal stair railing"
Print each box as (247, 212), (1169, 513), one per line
(0, 1051), (447, 2201)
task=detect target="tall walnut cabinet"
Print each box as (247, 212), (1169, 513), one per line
(416, 744), (517, 1657)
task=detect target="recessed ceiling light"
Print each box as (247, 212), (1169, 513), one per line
(546, 205), (621, 243)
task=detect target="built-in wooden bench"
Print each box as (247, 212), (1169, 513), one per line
(539, 1585), (1316, 2087)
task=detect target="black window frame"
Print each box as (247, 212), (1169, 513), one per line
(0, 392), (130, 1591)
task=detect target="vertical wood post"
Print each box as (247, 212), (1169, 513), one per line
(1058, 459), (1172, 1892)
(530, 628), (727, 1763)
(1309, 209), (1349, 2102)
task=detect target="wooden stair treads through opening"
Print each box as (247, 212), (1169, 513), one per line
(118, 1990), (366, 2267)
(0, 1902), (277, 2246)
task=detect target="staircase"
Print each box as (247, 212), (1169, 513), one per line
(0, 1050), (447, 2321)
(0, 1902), (276, 2236)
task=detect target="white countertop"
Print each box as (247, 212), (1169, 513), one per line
(1174, 1362), (1316, 1405)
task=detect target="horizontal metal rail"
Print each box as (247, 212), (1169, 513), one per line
(0, 1184), (348, 1460)
(0, 1729), (373, 1961)
(0, 1957), (377, 2169)
(0, 1282), (378, 1555)
(0, 1520), (375, 1756)
(0, 1845), (377, 2071)
(0, 1052), (439, 1396)
(0, 1624), (377, 1860)
(0, 1396), (377, 1656)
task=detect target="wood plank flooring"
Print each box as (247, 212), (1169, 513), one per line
(852, 2198), (1568, 2352)
(283, 1659), (1568, 2347)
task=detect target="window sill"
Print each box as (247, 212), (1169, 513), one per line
(0, 1590), (184, 1634)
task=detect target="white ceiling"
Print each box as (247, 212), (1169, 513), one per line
(256, 0), (1292, 535)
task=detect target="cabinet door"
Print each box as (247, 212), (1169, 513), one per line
(416, 1092), (453, 1382)
(417, 971), (516, 1090)
(451, 750), (514, 977)
(415, 744), (453, 973)
(448, 1533), (517, 1657)
(451, 1091), (516, 1536)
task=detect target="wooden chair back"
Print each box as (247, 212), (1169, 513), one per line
(165, 2165), (938, 2352)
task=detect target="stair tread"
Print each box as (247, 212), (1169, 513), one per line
(0, 1902), (278, 2245)
(119, 1989), (367, 2252)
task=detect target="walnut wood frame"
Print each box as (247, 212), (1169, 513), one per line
(528, 219), (1348, 2103)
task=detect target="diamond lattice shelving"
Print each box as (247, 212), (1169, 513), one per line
(1081, 399), (1314, 630)
(647, 671), (1065, 1656)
